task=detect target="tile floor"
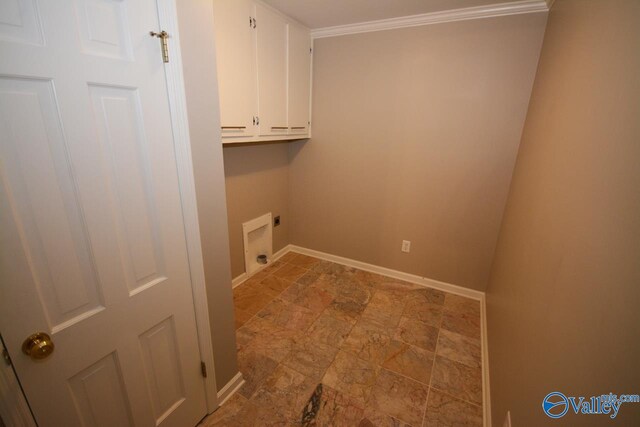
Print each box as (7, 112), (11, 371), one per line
(201, 253), (483, 426)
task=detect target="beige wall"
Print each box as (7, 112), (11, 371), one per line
(223, 143), (291, 279)
(487, 0), (640, 425)
(289, 13), (547, 291)
(176, 0), (238, 391)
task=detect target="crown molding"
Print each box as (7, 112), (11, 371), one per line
(310, 0), (549, 39)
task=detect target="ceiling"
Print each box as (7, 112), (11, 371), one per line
(262, 0), (532, 29)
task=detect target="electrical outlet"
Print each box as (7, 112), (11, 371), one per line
(274, 216), (281, 227)
(401, 240), (411, 253)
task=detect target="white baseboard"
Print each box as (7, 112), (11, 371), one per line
(216, 372), (245, 407)
(288, 245), (484, 301)
(231, 272), (247, 289)
(481, 295), (492, 427)
(231, 245), (291, 289)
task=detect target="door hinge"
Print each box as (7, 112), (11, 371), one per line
(201, 361), (207, 378)
(149, 30), (169, 63)
(310, 47), (313, 54)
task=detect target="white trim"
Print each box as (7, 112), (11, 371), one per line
(231, 272), (248, 289)
(157, 0), (218, 412)
(481, 294), (492, 427)
(289, 245), (484, 300)
(232, 245), (291, 289)
(310, 0), (548, 39)
(0, 339), (37, 427)
(216, 372), (245, 406)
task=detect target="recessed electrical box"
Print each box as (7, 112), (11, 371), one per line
(274, 215), (281, 227)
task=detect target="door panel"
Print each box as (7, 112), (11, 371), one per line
(68, 352), (134, 427)
(0, 1), (207, 426)
(212, 0), (257, 138)
(256, 3), (288, 136)
(287, 23), (311, 134)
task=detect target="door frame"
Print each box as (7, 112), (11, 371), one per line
(157, 0), (219, 413)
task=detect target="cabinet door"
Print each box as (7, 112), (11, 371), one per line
(256, 3), (288, 136)
(288, 23), (311, 135)
(213, 0), (257, 138)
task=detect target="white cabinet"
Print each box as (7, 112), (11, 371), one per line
(212, 0), (312, 143)
(212, 0), (257, 138)
(256, 3), (288, 136)
(288, 22), (312, 135)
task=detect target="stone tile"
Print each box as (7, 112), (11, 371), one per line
(382, 340), (434, 384)
(251, 404), (299, 427)
(292, 284), (335, 314)
(297, 270), (322, 286)
(260, 260), (285, 275)
(367, 369), (429, 426)
(436, 330), (481, 370)
(367, 290), (406, 314)
(236, 316), (274, 352)
(359, 408), (411, 426)
(395, 317), (439, 352)
(280, 281), (309, 302)
(237, 351), (279, 399)
(288, 253), (322, 269)
(235, 308), (254, 329)
(272, 263), (309, 282)
(282, 336), (340, 381)
(242, 321), (304, 362)
(311, 274), (340, 296)
(322, 351), (379, 406)
(443, 294), (480, 317)
(200, 393), (248, 426)
(233, 284), (277, 315)
(325, 296), (367, 324)
(301, 384), (364, 427)
(441, 310), (480, 340)
(402, 299), (442, 328)
(279, 252), (299, 264)
(405, 287), (446, 306)
(260, 275), (293, 294)
(335, 278), (373, 306)
(359, 291), (404, 333)
(251, 365), (317, 423)
(255, 298), (287, 323)
(375, 279), (422, 295)
(423, 389), (482, 427)
(351, 270), (386, 288)
(342, 318), (392, 364)
(431, 356), (482, 405)
(307, 312), (354, 348)
(276, 303), (319, 332)
(312, 261), (355, 277)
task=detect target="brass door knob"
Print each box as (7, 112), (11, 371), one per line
(22, 332), (54, 360)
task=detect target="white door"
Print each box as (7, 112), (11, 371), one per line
(212, 0), (257, 139)
(256, 3), (288, 136)
(0, 1), (208, 426)
(287, 22), (311, 135)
